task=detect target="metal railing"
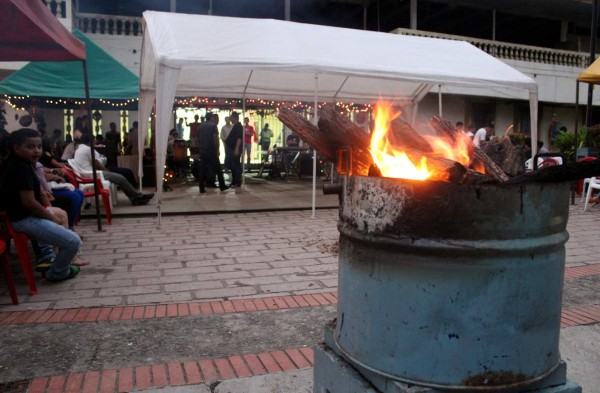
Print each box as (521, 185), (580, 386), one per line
(75, 13), (143, 36)
(55, 4), (590, 66)
(391, 28), (590, 68)
(42, 0), (67, 19)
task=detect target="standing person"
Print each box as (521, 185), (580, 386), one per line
(196, 114), (229, 193)
(187, 115), (201, 147)
(243, 117), (257, 170)
(104, 122), (121, 153)
(220, 116), (233, 171)
(176, 118), (185, 140)
(129, 121), (145, 155)
(473, 124), (494, 148)
(0, 128), (81, 281)
(225, 113), (243, 187)
(259, 123), (273, 162)
(465, 124), (475, 139)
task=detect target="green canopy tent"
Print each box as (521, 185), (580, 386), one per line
(0, 30), (138, 101)
(0, 0), (106, 230)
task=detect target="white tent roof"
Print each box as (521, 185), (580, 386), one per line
(140, 11), (537, 102)
(139, 11), (539, 221)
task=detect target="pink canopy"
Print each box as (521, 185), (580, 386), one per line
(0, 0), (85, 61)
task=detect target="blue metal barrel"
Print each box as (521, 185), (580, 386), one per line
(334, 175), (570, 390)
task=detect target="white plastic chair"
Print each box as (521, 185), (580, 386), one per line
(583, 177), (600, 211)
(68, 159), (117, 207)
(581, 178), (592, 203)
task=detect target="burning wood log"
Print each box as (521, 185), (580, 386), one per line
(276, 108), (336, 162)
(506, 159), (600, 184)
(317, 104), (373, 176)
(472, 149), (510, 182)
(483, 136), (525, 176)
(404, 150), (468, 183)
(429, 116), (461, 144)
(461, 169), (497, 185)
(385, 118), (466, 182)
(389, 118), (433, 154)
(428, 116), (509, 182)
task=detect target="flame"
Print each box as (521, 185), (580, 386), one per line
(369, 101), (480, 180)
(369, 103), (431, 180)
(423, 132), (473, 167)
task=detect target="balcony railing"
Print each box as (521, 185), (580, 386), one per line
(391, 28), (590, 68)
(75, 13), (143, 36)
(56, 5), (590, 67)
(42, 0), (67, 19)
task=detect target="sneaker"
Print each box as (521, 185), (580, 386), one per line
(46, 266), (80, 282)
(142, 193), (154, 200)
(34, 258), (55, 273)
(131, 196), (150, 206)
(219, 185), (230, 191)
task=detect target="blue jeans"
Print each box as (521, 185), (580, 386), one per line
(52, 189), (84, 228)
(11, 216), (81, 281)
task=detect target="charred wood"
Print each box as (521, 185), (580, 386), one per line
(276, 108), (336, 162)
(429, 116), (509, 182)
(472, 149), (510, 182)
(483, 136), (525, 176)
(506, 159), (600, 184)
(317, 104), (373, 176)
(429, 116), (459, 143)
(461, 169), (498, 185)
(402, 149), (468, 183)
(389, 118), (433, 153)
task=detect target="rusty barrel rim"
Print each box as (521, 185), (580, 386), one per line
(332, 335), (562, 391)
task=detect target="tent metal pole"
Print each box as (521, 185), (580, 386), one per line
(586, 0), (599, 128)
(82, 60), (103, 232)
(242, 96), (246, 188)
(241, 71), (253, 188)
(438, 85), (442, 117)
(312, 74), (318, 219)
(332, 76), (349, 103)
(575, 81), (580, 152)
(572, 81), (580, 205)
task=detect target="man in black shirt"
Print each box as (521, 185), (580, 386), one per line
(196, 113), (228, 193)
(225, 112), (243, 187)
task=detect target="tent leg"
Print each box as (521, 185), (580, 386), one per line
(312, 74), (318, 219)
(82, 60), (103, 232)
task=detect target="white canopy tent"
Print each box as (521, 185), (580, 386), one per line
(139, 11), (538, 223)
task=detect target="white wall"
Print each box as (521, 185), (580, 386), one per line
(87, 34), (142, 76)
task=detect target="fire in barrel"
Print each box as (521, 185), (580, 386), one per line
(278, 104), (592, 391)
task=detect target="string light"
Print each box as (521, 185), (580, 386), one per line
(2, 95), (138, 108)
(3, 94), (373, 114)
(174, 97), (373, 114)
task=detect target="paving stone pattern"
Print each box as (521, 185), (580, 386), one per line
(1, 210), (340, 310)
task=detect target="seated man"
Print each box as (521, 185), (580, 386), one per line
(284, 133), (301, 174)
(73, 132), (153, 206)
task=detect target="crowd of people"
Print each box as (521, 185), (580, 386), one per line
(0, 115), (155, 283)
(170, 112), (276, 193)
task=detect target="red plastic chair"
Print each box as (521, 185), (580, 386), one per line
(63, 167), (112, 225)
(0, 212), (37, 296)
(0, 239), (18, 305)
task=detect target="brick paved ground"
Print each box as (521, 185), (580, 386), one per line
(0, 201), (599, 393)
(2, 209), (339, 310)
